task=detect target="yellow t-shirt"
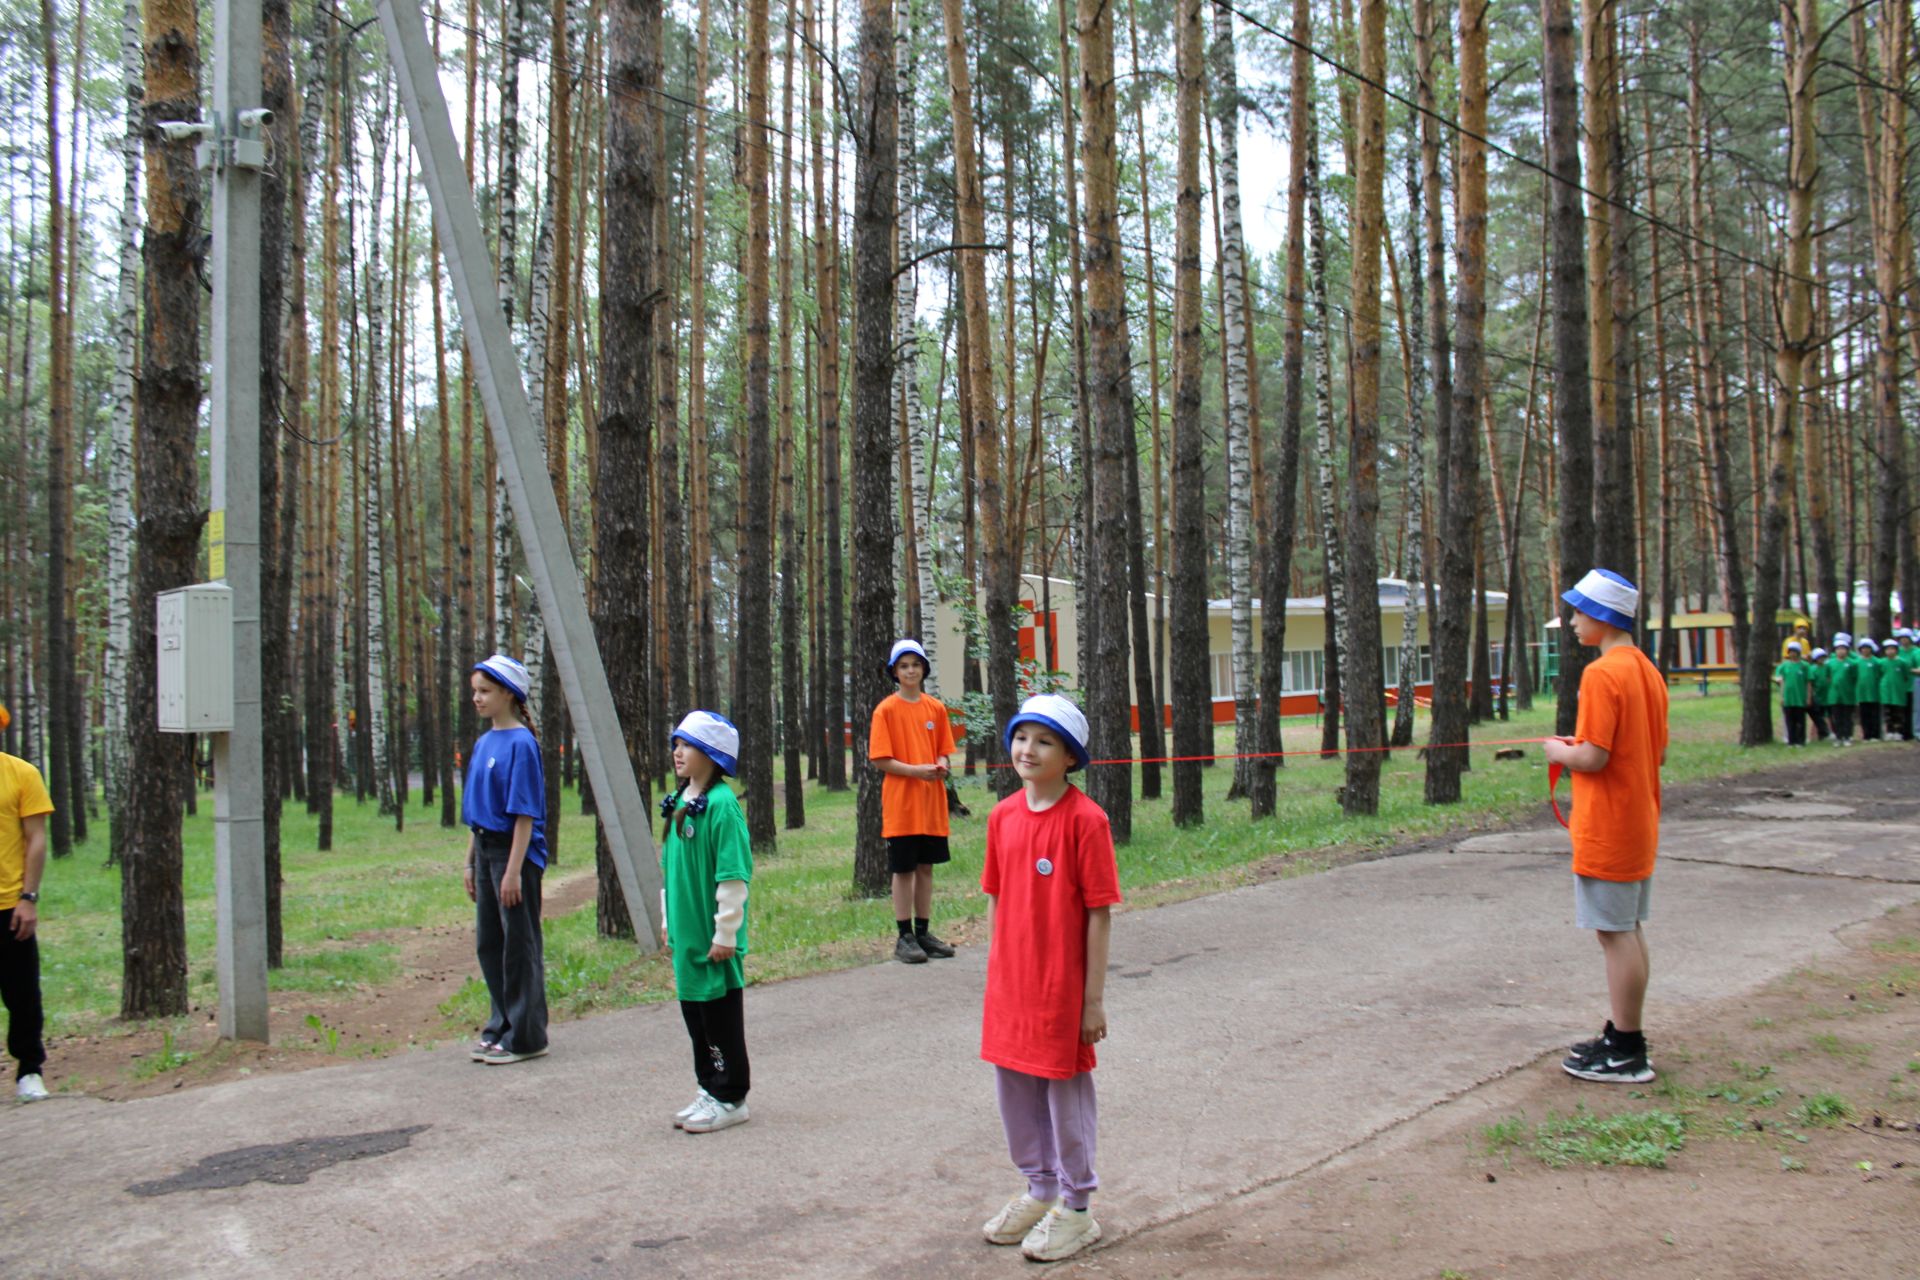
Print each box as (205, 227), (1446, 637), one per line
(0, 753), (54, 910)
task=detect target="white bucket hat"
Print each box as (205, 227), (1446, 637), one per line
(1833, 632), (1852, 648)
(472, 654), (531, 702)
(671, 710), (740, 777)
(886, 638), (932, 681)
(1561, 568), (1638, 631)
(1004, 693), (1091, 771)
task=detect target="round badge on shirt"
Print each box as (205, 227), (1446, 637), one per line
(924, 720), (934, 731)
(1036, 857), (1053, 876)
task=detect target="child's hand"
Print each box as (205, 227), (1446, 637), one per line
(707, 942), (737, 963)
(1081, 997), (1107, 1045)
(1541, 736), (1575, 765)
(660, 925), (670, 948)
(463, 864), (476, 903)
(500, 870), (522, 908)
(921, 762), (945, 781)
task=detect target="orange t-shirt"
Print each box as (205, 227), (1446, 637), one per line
(1569, 644), (1670, 881)
(870, 691), (958, 839)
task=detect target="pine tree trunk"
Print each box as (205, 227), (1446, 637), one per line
(1860, 0), (1908, 640)
(778, 8), (806, 830)
(1080, 0), (1135, 839)
(940, 0), (1017, 796)
(259, 0), (293, 957)
(850, 0), (898, 893)
(596, 0), (658, 936)
(817, 0), (848, 789)
(40, 0), (74, 857)
(125, 0), (201, 1017)
(1544, 0), (1594, 735)
(1584, 0), (1632, 576)
(1746, 0), (1820, 745)
(1168, 0), (1210, 826)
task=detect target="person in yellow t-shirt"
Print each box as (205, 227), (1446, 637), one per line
(0, 704), (53, 1102)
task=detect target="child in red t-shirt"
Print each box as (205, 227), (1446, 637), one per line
(978, 694), (1120, 1263)
(869, 638), (959, 963)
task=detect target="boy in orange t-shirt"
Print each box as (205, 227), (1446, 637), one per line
(870, 639), (959, 964)
(1543, 569), (1669, 1085)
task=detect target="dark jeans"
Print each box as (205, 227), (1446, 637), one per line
(1809, 701), (1830, 740)
(1891, 703), (1912, 740)
(679, 986), (749, 1104)
(473, 831), (548, 1054)
(1784, 706), (1807, 746)
(1831, 703), (1854, 741)
(0, 908), (45, 1079)
(1860, 702), (1884, 740)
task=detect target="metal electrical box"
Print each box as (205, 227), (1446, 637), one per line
(157, 584), (235, 732)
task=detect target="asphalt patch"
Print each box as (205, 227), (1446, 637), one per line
(126, 1124), (431, 1196)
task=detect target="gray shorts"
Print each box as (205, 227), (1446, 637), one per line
(1574, 873), (1652, 932)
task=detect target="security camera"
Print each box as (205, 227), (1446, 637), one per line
(237, 108), (274, 130)
(157, 120), (213, 143)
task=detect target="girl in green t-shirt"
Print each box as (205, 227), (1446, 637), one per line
(659, 711), (754, 1134)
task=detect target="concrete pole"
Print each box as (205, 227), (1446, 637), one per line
(209, 0), (270, 1039)
(377, 0), (665, 943)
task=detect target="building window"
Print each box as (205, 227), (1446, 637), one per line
(1211, 652), (1235, 699)
(1285, 648), (1324, 694)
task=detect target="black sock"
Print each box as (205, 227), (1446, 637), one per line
(914, 917), (930, 935)
(1610, 1028), (1646, 1054)
(897, 919), (914, 938)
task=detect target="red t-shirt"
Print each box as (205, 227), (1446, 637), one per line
(1570, 644), (1670, 881)
(980, 785), (1122, 1079)
(870, 692), (958, 838)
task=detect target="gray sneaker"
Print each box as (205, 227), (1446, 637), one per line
(895, 933), (929, 964)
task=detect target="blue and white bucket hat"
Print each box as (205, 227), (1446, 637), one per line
(886, 638), (932, 682)
(671, 710), (740, 777)
(472, 653), (532, 702)
(1561, 568), (1639, 632)
(1833, 632), (1853, 649)
(1785, 640), (1803, 654)
(1811, 647), (1827, 661)
(1004, 693), (1092, 772)
(1859, 637), (1880, 653)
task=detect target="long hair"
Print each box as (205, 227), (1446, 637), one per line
(474, 669), (537, 740)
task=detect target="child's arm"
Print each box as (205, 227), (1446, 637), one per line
(1081, 906), (1111, 1044)
(708, 880), (747, 961)
(873, 757), (944, 782)
(500, 814), (533, 907)
(463, 829), (477, 903)
(1542, 737), (1610, 772)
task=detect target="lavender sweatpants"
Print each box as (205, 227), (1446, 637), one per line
(995, 1066), (1099, 1210)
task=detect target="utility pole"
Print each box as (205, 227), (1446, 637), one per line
(208, 0), (271, 1040)
(377, 0), (665, 942)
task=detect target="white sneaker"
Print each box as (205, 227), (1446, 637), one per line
(673, 1091), (712, 1128)
(15, 1074), (48, 1102)
(681, 1096), (749, 1133)
(982, 1193), (1054, 1245)
(1021, 1205), (1101, 1262)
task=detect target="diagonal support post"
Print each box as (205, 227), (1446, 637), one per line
(377, 0), (662, 946)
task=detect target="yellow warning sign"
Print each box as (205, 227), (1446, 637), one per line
(209, 509), (226, 579)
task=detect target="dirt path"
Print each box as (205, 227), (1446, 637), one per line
(1049, 744), (1920, 1280)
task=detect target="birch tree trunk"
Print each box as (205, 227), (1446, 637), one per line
(1251, 0), (1314, 817)
(364, 83), (395, 819)
(1210, 0), (1257, 800)
(1391, 125), (1425, 750)
(105, 0), (140, 864)
(896, 0), (937, 678)
(1307, 116), (1348, 761)
(1125, 0), (1166, 800)
(493, 0), (529, 657)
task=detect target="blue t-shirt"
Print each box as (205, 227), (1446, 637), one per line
(461, 726), (549, 868)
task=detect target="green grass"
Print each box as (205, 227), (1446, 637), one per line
(1791, 1092), (1854, 1127)
(40, 695), (1821, 1040)
(1530, 1107), (1689, 1168)
(1809, 1033), (1871, 1060)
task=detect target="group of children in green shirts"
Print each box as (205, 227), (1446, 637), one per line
(1773, 628), (1918, 746)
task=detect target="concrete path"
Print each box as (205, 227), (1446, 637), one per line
(6, 816), (1917, 1279)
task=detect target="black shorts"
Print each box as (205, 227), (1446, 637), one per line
(887, 835), (951, 875)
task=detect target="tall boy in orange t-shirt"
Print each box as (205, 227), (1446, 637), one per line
(1543, 569), (1669, 1084)
(869, 639), (959, 964)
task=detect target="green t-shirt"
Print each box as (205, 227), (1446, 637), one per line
(1809, 660), (1832, 702)
(661, 781), (753, 1001)
(1881, 652), (1911, 705)
(1855, 655), (1881, 703)
(1774, 660), (1810, 708)
(1826, 655), (1856, 706)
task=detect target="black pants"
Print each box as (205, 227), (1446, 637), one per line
(1891, 702), (1912, 740)
(0, 908), (45, 1079)
(1784, 705), (1808, 746)
(1831, 703), (1854, 741)
(473, 831), (548, 1054)
(679, 986), (750, 1104)
(1809, 701), (1830, 740)
(1860, 702), (1883, 740)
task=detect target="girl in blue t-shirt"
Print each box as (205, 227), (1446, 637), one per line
(461, 654), (550, 1064)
